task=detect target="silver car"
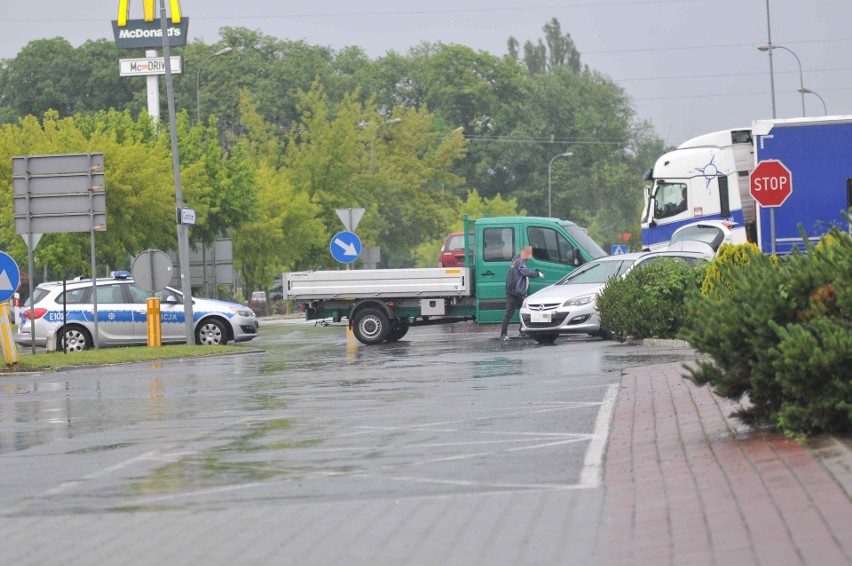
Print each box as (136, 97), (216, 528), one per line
(16, 273), (259, 351)
(520, 248), (712, 345)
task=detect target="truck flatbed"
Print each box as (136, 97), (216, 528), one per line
(286, 268), (472, 300)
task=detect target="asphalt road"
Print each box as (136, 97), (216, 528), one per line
(0, 319), (700, 565)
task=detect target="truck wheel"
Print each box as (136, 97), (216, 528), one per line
(387, 318), (410, 342)
(532, 334), (558, 345)
(352, 308), (391, 345)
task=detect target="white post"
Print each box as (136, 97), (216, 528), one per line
(146, 49), (160, 121)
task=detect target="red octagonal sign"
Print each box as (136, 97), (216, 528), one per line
(750, 160), (793, 207)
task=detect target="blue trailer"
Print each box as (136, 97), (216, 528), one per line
(641, 116), (852, 254)
(752, 117), (852, 254)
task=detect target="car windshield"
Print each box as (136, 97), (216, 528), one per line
(446, 235), (466, 251)
(556, 259), (631, 285)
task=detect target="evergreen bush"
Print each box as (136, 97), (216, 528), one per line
(597, 258), (706, 341)
(683, 227), (852, 436)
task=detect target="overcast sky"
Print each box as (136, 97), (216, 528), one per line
(1, 0), (850, 146)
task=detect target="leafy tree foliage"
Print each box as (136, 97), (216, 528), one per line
(0, 17), (664, 290)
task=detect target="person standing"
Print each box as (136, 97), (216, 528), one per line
(500, 246), (543, 340)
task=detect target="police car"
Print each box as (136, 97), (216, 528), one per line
(16, 272), (259, 352)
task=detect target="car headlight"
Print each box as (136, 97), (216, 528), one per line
(562, 294), (595, 307)
(231, 306), (255, 317)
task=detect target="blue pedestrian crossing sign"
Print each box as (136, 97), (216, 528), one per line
(330, 231), (362, 264)
(611, 244), (627, 255)
(0, 252), (21, 303)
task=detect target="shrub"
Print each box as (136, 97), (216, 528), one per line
(700, 242), (763, 297)
(597, 258), (706, 341)
(683, 226), (852, 436)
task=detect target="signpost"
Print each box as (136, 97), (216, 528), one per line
(131, 249), (173, 347)
(119, 56), (183, 76)
(333, 208), (366, 267)
(0, 252), (20, 365)
(331, 231), (362, 264)
(12, 153), (107, 352)
(750, 159), (793, 254)
(336, 208), (365, 233)
(0, 252), (21, 304)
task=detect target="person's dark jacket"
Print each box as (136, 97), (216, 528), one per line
(505, 254), (541, 298)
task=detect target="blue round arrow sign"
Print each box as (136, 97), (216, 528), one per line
(0, 252), (21, 303)
(330, 231), (362, 264)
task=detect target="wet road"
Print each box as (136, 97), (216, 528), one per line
(0, 320), (698, 565)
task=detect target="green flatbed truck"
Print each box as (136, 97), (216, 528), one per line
(285, 216), (607, 344)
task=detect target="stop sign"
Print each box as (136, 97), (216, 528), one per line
(750, 160), (793, 207)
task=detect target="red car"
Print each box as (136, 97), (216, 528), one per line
(438, 232), (467, 267)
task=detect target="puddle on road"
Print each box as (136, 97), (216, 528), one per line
(128, 418), (326, 496)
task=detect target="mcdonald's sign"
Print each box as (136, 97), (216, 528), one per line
(112, 0), (189, 49)
(117, 0), (181, 26)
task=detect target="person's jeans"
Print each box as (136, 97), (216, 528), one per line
(500, 295), (524, 336)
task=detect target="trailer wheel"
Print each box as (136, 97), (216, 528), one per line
(352, 308), (391, 345)
(532, 333), (558, 345)
(387, 318), (410, 342)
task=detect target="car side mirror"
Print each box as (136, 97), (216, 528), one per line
(164, 295), (179, 304)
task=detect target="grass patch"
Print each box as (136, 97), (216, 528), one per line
(3, 344), (251, 372)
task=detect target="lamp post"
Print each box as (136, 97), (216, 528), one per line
(548, 152), (573, 218)
(757, 43), (805, 116)
(370, 118), (402, 174)
(196, 47), (233, 124)
(799, 88), (827, 115)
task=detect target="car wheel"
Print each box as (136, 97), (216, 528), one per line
(597, 328), (614, 341)
(196, 318), (229, 346)
(532, 334), (558, 345)
(352, 308), (391, 345)
(61, 325), (93, 352)
(386, 318), (410, 342)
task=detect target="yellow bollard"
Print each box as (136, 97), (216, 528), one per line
(0, 302), (20, 365)
(147, 297), (162, 347)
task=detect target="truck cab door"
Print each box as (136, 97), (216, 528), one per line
(525, 224), (584, 289)
(475, 225), (516, 323)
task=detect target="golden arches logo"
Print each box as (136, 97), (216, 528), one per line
(117, 0), (181, 27)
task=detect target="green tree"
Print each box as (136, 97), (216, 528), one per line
(231, 92), (325, 293)
(0, 110), (177, 276)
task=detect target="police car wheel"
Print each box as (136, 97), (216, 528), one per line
(61, 326), (92, 352)
(196, 318), (228, 346)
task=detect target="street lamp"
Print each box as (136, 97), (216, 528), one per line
(548, 152), (573, 218)
(370, 118), (402, 174)
(757, 43), (805, 116)
(799, 88), (827, 115)
(196, 47), (233, 124)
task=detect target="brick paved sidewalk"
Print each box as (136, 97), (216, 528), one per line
(598, 362), (852, 566)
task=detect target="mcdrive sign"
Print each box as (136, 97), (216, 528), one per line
(112, 0), (188, 49)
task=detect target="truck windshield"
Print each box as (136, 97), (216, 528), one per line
(653, 182), (688, 219)
(564, 225), (607, 259)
